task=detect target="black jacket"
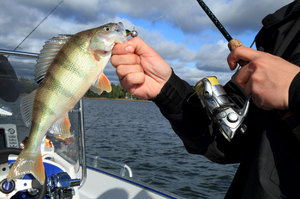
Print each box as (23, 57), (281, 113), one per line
(153, 1), (300, 198)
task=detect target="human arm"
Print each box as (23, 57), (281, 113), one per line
(288, 72), (300, 120)
(152, 70), (246, 163)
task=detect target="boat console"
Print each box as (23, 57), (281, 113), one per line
(0, 124), (18, 149)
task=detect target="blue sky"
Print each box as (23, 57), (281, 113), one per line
(0, 0), (294, 85)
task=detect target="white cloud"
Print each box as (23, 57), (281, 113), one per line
(195, 40), (229, 71)
(139, 30), (197, 62)
(0, 0), (293, 85)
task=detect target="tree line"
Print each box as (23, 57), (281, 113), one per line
(18, 77), (138, 100)
(84, 83), (137, 99)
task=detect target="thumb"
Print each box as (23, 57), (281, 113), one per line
(112, 37), (153, 56)
(128, 37), (158, 57)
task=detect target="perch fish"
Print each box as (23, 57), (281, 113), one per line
(7, 22), (127, 185)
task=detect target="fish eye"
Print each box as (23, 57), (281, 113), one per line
(104, 26), (110, 31)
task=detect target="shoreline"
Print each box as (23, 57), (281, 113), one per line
(83, 97), (151, 102)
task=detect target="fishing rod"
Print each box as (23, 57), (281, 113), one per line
(196, 0), (247, 61)
(196, 0), (232, 42)
(193, 0), (250, 141)
(13, 0), (64, 52)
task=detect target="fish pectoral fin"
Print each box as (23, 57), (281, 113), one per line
(48, 113), (72, 140)
(20, 90), (37, 127)
(7, 149), (45, 185)
(90, 73), (112, 95)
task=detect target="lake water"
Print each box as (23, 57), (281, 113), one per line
(0, 56), (238, 198)
(83, 98), (238, 199)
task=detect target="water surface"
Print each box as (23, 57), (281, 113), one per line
(83, 98), (238, 199)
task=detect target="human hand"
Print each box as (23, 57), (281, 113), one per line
(111, 37), (172, 99)
(227, 46), (300, 110)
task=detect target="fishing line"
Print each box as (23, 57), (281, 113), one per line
(13, 0), (64, 52)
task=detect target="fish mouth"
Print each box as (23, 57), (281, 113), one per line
(115, 22), (126, 34)
(114, 22), (127, 43)
(118, 22), (124, 29)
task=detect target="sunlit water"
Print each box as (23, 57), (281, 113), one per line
(83, 98), (238, 199)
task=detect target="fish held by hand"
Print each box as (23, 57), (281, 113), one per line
(7, 22), (128, 185)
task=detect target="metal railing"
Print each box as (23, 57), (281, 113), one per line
(0, 49), (39, 58)
(86, 154), (133, 178)
(78, 99), (87, 187)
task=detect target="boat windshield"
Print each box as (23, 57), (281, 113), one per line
(0, 54), (80, 170)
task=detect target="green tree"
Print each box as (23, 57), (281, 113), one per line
(84, 83), (139, 100)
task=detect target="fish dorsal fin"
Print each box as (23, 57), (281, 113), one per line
(90, 73), (112, 95)
(34, 34), (73, 84)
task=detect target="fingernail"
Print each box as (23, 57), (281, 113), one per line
(125, 45), (134, 52)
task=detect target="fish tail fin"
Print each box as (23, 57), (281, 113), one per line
(7, 148), (45, 185)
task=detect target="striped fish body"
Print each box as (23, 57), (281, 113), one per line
(33, 31), (107, 132)
(30, 33), (105, 145)
(7, 22), (127, 184)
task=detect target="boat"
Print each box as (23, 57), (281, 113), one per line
(0, 49), (183, 199)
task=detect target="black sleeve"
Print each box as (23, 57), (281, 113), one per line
(152, 71), (246, 164)
(289, 72), (300, 120)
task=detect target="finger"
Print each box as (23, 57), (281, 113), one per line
(112, 37), (147, 55)
(112, 43), (135, 55)
(227, 46), (260, 70)
(120, 72), (145, 88)
(116, 64), (144, 80)
(234, 65), (254, 92)
(111, 54), (140, 67)
(130, 37), (156, 55)
(251, 95), (271, 111)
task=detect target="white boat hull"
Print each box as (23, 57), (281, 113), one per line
(78, 166), (179, 199)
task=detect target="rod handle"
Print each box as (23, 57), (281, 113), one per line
(228, 39), (248, 67)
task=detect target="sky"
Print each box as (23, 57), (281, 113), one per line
(0, 0), (294, 85)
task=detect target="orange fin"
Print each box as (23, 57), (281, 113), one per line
(7, 148), (45, 185)
(49, 114), (71, 137)
(48, 114), (75, 144)
(90, 73), (112, 95)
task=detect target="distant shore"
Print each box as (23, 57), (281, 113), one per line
(84, 97), (151, 102)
